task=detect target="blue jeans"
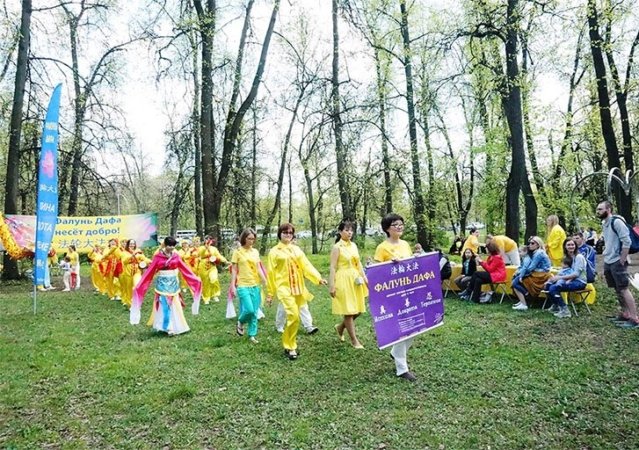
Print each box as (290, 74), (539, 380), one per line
(511, 275), (527, 295)
(548, 279), (587, 307)
(237, 286), (261, 337)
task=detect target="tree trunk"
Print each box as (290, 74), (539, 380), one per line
(250, 107), (258, 229)
(2, 0), (31, 280)
(373, 48), (393, 214)
(193, 0), (217, 236)
(211, 0), (280, 238)
(502, 0), (533, 243)
(191, 34), (204, 239)
(260, 90), (301, 254)
(604, 21), (637, 183)
(332, 0), (352, 220)
(399, 0), (428, 246)
(587, 0), (630, 220)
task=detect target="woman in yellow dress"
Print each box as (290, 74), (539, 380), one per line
(329, 220), (368, 349)
(197, 236), (228, 304)
(545, 214), (566, 266)
(119, 239), (150, 307)
(373, 213), (418, 382)
(267, 223), (327, 360)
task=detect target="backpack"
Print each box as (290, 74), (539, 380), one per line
(439, 252), (452, 280)
(578, 245), (596, 283)
(610, 216), (639, 254)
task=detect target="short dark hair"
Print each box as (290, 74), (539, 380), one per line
(164, 236), (177, 247)
(277, 223), (295, 240)
(469, 227), (477, 234)
(335, 219), (355, 242)
(562, 255), (573, 267)
(381, 213), (404, 237)
(239, 228), (257, 246)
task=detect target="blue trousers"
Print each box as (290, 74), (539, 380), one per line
(511, 275), (526, 295)
(237, 286), (261, 337)
(548, 279), (586, 307)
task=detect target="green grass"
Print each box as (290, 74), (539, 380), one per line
(2, 256), (639, 449)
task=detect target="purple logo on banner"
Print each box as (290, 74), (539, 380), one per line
(367, 252), (445, 349)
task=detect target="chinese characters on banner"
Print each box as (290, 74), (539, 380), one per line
(367, 252), (445, 349)
(34, 84), (62, 286)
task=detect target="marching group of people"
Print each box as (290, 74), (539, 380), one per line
(37, 200), (639, 385)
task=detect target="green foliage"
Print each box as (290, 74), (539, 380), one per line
(2, 259), (639, 448)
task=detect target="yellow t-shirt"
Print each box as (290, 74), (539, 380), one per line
(231, 247), (262, 287)
(493, 235), (517, 252)
(461, 234), (480, 255)
(374, 239), (413, 262)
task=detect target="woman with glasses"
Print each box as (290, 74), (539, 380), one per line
(510, 236), (552, 311)
(373, 213), (418, 382)
(266, 223), (327, 360)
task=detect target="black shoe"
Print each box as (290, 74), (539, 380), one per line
(307, 327), (319, 335)
(398, 371), (417, 382)
(287, 350), (299, 360)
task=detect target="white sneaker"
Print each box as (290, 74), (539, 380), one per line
(213, 297), (220, 303)
(512, 302), (521, 308)
(512, 303), (528, 311)
(62, 288), (71, 292)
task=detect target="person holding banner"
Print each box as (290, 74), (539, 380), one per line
(267, 223), (327, 360)
(229, 228), (268, 344)
(198, 236), (228, 304)
(373, 213), (418, 382)
(130, 236), (202, 335)
(329, 220), (368, 349)
(119, 239), (150, 308)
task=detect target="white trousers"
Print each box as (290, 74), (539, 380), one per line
(276, 302), (314, 332)
(504, 249), (520, 266)
(63, 272), (71, 290)
(390, 337), (414, 375)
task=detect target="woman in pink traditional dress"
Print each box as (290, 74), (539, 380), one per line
(129, 236), (202, 335)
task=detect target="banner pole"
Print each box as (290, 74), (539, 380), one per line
(33, 284), (37, 314)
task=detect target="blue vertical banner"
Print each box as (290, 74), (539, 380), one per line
(34, 84), (62, 287)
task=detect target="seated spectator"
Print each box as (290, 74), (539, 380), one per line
(544, 256), (575, 290)
(459, 241), (506, 303)
(449, 235), (465, 255)
(544, 238), (588, 318)
(436, 249), (452, 281)
(454, 249), (477, 292)
(511, 236), (552, 311)
(573, 231), (596, 282)
(485, 234), (520, 266)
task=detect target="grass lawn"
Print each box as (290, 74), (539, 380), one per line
(1, 254), (639, 449)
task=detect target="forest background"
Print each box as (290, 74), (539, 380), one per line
(1, 0), (639, 280)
